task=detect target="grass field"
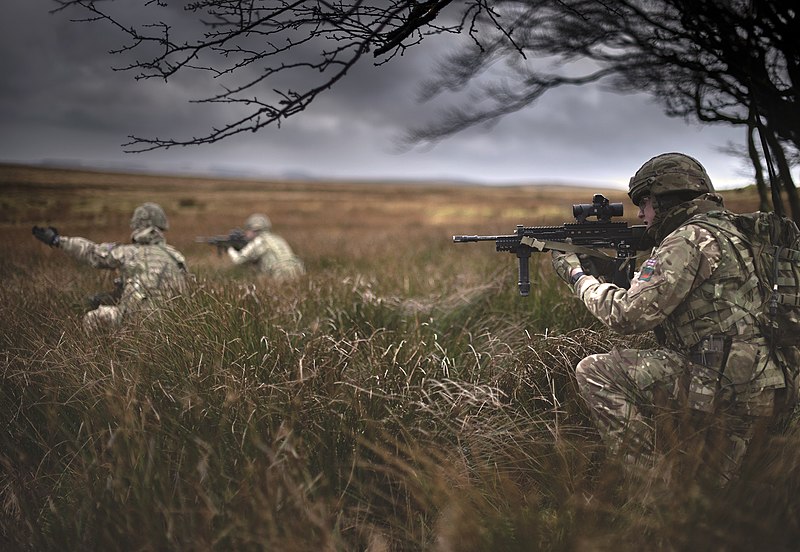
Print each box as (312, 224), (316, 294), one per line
(1, 163), (798, 551)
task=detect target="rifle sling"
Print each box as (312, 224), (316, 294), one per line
(520, 237), (614, 260)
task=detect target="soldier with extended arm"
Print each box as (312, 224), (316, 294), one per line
(33, 202), (189, 332)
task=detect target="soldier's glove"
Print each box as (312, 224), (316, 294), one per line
(551, 249), (584, 286)
(32, 225), (60, 247)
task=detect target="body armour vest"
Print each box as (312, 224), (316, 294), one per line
(251, 232), (304, 278)
(118, 243), (187, 309)
(656, 211), (786, 396)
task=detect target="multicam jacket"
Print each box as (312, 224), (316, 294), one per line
(228, 230), (305, 280)
(573, 195), (787, 413)
(59, 227), (188, 314)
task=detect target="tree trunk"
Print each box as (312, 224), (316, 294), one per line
(764, 128), (800, 221)
(747, 119), (771, 212)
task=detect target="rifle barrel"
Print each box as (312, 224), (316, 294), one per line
(453, 235), (506, 242)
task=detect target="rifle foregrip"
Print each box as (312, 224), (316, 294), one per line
(517, 254), (531, 296)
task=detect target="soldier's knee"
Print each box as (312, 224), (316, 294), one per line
(83, 305), (122, 333)
(575, 354), (605, 390)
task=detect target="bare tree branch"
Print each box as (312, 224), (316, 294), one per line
(407, 0), (799, 216)
(50, 0), (492, 151)
(50, 0), (800, 217)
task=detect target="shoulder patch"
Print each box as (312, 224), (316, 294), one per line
(638, 258), (658, 282)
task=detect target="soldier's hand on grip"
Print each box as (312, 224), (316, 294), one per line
(32, 225), (60, 247)
(551, 249), (583, 285)
(577, 254), (616, 282)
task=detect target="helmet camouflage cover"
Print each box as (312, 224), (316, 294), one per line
(245, 213), (272, 232)
(628, 153), (714, 206)
(130, 202), (169, 231)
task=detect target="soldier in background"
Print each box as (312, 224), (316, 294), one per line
(227, 213), (305, 281)
(551, 152), (798, 482)
(33, 202), (189, 332)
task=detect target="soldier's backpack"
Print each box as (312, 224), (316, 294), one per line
(713, 211), (800, 348)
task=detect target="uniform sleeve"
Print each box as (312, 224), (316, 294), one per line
(572, 225), (721, 334)
(58, 237), (124, 270)
(227, 237), (263, 265)
(165, 244), (188, 272)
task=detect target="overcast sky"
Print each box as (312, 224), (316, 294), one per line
(1, 1), (757, 189)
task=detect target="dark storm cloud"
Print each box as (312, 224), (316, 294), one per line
(1, 0), (750, 187)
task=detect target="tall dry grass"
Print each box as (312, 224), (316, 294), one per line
(1, 165), (799, 551)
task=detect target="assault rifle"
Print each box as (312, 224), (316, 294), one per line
(453, 194), (649, 295)
(196, 229), (249, 255)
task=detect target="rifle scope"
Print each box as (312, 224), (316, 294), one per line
(572, 194), (623, 223)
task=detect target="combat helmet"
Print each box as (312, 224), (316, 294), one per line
(628, 153), (714, 206)
(130, 202), (169, 231)
(245, 213), (271, 232)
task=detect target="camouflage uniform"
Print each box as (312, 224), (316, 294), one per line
(561, 154), (794, 479)
(228, 214), (305, 281)
(45, 203), (188, 331)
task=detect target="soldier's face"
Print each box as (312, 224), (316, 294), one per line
(638, 196), (656, 226)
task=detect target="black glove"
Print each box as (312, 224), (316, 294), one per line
(579, 255), (617, 282)
(32, 225), (60, 246)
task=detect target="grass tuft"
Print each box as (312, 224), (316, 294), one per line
(2, 167), (796, 550)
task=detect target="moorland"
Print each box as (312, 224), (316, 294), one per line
(1, 163), (796, 551)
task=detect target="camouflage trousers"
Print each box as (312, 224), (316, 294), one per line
(575, 347), (780, 482)
(267, 259), (305, 281)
